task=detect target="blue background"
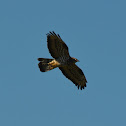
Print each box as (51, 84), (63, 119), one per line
(0, 0), (126, 126)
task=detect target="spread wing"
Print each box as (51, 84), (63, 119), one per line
(47, 31), (70, 59)
(59, 64), (87, 90)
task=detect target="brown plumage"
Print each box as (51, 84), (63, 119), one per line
(38, 31), (87, 90)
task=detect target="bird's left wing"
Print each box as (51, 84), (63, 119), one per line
(47, 31), (70, 59)
(59, 64), (87, 90)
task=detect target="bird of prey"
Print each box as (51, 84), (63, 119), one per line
(38, 31), (87, 90)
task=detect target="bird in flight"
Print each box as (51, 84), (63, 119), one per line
(38, 31), (87, 90)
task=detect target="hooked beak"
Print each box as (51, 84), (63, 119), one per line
(76, 59), (79, 62)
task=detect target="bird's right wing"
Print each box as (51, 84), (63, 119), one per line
(47, 31), (70, 59)
(59, 64), (87, 90)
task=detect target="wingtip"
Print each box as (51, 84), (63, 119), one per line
(76, 83), (86, 90)
(46, 31), (62, 40)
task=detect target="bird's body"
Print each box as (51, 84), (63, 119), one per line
(38, 31), (87, 90)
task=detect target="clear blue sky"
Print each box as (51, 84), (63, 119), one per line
(0, 0), (126, 126)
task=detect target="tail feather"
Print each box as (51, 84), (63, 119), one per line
(38, 58), (56, 72)
(38, 58), (53, 63)
(38, 62), (52, 72)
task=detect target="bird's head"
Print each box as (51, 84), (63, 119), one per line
(71, 57), (79, 63)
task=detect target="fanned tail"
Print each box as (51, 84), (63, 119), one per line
(38, 58), (57, 72)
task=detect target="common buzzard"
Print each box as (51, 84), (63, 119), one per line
(38, 31), (87, 90)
